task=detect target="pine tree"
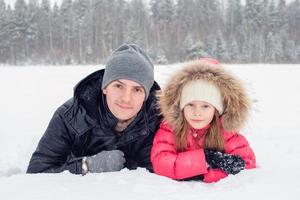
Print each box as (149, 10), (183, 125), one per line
(214, 32), (228, 62)
(0, 0), (7, 48)
(226, 0), (243, 35)
(150, 0), (175, 25)
(51, 2), (63, 64)
(186, 43), (208, 61)
(60, 0), (73, 64)
(73, 0), (89, 64)
(150, 0), (175, 60)
(176, 0), (194, 30)
(266, 32), (283, 63)
(125, 0), (149, 47)
(0, 0), (8, 63)
(227, 37), (240, 62)
(26, 0), (39, 63)
(4, 5), (14, 64)
(40, 0), (53, 62)
(11, 0), (31, 63)
(268, 0), (279, 32)
(0, 0), (299, 64)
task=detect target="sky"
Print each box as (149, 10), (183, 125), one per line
(3, 0), (296, 9)
(4, 0), (63, 8)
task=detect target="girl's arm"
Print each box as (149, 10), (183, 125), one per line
(151, 123), (208, 180)
(225, 133), (256, 169)
(203, 132), (256, 183)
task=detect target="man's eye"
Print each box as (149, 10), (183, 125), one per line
(135, 88), (143, 93)
(114, 84), (122, 89)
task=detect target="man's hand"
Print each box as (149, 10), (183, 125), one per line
(86, 150), (126, 173)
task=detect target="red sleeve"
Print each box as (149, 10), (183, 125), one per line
(203, 131), (256, 183)
(151, 122), (208, 180)
(203, 169), (228, 183)
(224, 132), (256, 169)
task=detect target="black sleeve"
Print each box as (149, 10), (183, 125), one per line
(26, 110), (82, 174)
(136, 108), (162, 172)
(179, 175), (204, 181)
(135, 132), (156, 172)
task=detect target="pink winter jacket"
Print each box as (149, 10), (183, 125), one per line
(151, 121), (256, 183)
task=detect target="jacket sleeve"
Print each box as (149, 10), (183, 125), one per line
(203, 169), (228, 183)
(135, 108), (162, 171)
(203, 132), (256, 183)
(135, 132), (156, 171)
(26, 109), (82, 174)
(225, 133), (256, 169)
(151, 123), (208, 180)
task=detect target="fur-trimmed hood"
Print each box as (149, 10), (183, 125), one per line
(158, 60), (251, 132)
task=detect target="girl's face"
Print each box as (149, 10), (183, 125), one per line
(183, 101), (216, 129)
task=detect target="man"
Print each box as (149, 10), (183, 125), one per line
(27, 44), (162, 175)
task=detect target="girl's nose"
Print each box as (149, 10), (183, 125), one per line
(193, 108), (202, 116)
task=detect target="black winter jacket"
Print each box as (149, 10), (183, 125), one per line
(27, 69), (162, 174)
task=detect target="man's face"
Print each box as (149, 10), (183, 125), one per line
(103, 79), (146, 121)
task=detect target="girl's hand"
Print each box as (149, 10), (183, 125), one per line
(204, 149), (245, 175)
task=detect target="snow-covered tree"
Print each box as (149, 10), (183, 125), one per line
(150, 0), (175, 25)
(125, 0), (149, 47)
(50, 2), (63, 64)
(0, 0), (299, 64)
(214, 32), (228, 62)
(184, 34), (207, 61)
(11, 0), (32, 63)
(265, 32), (283, 63)
(0, 0), (9, 63)
(226, 0), (243, 35)
(26, 0), (39, 63)
(60, 0), (73, 64)
(227, 37), (240, 62)
(150, 0), (175, 58)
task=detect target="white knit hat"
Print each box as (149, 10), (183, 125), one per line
(180, 80), (223, 114)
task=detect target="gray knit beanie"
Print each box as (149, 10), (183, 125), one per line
(102, 43), (154, 99)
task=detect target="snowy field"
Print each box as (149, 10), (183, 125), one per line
(1, 64), (300, 200)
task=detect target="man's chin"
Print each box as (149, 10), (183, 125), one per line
(115, 114), (135, 121)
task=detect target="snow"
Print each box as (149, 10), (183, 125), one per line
(1, 64), (300, 200)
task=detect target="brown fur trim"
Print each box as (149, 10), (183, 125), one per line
(157, 60), (251, 132)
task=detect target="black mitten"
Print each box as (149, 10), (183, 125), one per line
(204, 149), (224, 169)
(204, 149), (245, 175)
(218, 153), (245, 175)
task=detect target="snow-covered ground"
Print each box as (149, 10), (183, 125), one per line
(1, 64), (300, 200)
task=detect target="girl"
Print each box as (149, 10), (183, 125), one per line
(151, 59), (256, 183)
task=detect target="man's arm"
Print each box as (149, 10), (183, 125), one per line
(27, 110), (82, 174)
(136, 108), (162, 171)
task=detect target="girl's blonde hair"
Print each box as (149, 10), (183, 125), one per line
(174, 110), (225, 152)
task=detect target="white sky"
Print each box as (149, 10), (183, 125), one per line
(4, 0), (63, 8)
(3, 0), (296, 9)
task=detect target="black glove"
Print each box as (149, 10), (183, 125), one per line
(86, 150), (126, 173)
(204, 149), (245, 175)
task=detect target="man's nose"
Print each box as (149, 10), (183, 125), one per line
(121, 89), (131, 103)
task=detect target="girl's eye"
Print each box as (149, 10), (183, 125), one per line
(187, 103), (194, 107)
(202, 104), (211, 109)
